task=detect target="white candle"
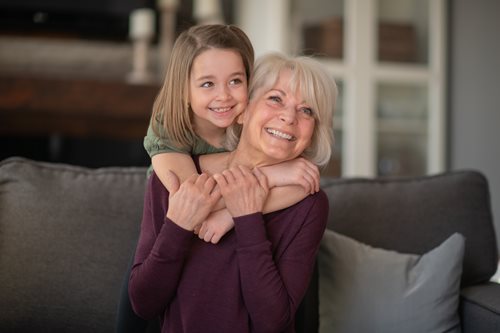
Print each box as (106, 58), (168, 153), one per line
(129, 8), (156, 39)
(157, 0), (179, 9)
(194, 0), (221, 21)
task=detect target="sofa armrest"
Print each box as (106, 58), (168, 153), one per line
(460, 282), (500, 332)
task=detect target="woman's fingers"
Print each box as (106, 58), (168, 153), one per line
(214, 165), (269, 217)
(213, 173), (227, 189)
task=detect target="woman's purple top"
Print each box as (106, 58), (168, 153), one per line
(129, 164), (328, 333)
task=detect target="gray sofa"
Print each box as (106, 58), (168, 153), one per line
(0, 156), (499, 332)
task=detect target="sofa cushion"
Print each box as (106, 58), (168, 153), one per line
(0, 157), (147, 332)
(460, 283), (500, 332)
(320, 171), (498, 287)
(318, 230), (464, 333)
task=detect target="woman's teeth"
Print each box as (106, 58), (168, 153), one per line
(266, 128), (295, 141)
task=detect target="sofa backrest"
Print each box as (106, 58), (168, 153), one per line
(321, 170), (498, 287)
(0, 157), (148, 332)
(1, 157), (497, 332)
(295, 171), (499, 333)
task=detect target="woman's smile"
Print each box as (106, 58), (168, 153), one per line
(264, 127), (296, 141)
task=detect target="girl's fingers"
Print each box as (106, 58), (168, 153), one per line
(303, 166), (320, 193)
(253, 167), (269, 191)
(203, 230), (214, 243)
(197, 223), (206, 237)
(211, 234), (222, 244)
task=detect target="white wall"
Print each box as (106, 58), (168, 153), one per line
(449, 0), (500, 249)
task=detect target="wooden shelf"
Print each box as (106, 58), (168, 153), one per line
(0, 74), (159, 140)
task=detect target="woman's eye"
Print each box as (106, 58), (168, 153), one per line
(268, 95), (282, 104)
(201, 81), (214, 88)
(300, 107), (314, 117)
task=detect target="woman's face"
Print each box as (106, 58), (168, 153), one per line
(238, 69), (316, 164)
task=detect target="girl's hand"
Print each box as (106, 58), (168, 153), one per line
(166, 172), (221, 231)
(260, 157), (320, 195)
(213, 166), (269, 218)
(196, 209), (234, 244)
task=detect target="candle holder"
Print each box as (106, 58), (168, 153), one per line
(157, 0), (179, 77)
(127, 8), (156, 84)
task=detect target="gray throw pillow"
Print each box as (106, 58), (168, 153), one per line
(318, 230), (465, 333)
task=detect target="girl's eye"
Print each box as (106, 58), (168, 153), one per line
(201, 81), (214, 88)
(229, 78), (243, 85)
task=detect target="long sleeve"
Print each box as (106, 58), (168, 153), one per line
(234, 191), (329, 333)
(128, 172), (329, 333)
(128, 174), (194, 320)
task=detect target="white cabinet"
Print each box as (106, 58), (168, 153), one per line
(236, 0), (447, 178)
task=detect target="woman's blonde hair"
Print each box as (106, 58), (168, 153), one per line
(151, 24), (254, 149)
(225, 53), (337, 167)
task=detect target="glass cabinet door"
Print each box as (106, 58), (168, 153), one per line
(292, 0), (345, 61)
(238, 0), (446, 178)
(376, 83), (428, 177)
(374, 0), (442, 177)
(377, 0), (429, 65)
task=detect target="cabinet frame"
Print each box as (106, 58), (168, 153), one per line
(236, 0), (447, 177)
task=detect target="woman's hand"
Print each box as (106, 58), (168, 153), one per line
(213, 166), (269, 218)
(166, 171), (221, 231)
(259, 157), (320, 195)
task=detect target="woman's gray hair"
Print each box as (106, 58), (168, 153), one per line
(225, 52), (337, 167)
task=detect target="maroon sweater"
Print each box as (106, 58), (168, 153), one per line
(129, 171), (328, 333)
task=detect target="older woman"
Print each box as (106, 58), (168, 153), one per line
(129, 53), (337, 333)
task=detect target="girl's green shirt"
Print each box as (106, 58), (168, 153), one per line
(143, 121), (227, 175)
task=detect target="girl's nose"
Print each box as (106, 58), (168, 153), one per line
(216, 85), (231, 100)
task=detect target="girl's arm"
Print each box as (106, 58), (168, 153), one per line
(146, 117), (201, 192)
(259, 157), (320, 194)
(197, 158), (321, 244)
(152, 153), (199, 192)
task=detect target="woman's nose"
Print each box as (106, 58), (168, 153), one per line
(279, 106), (297, 124)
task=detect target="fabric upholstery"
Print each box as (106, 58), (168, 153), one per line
(320, 171), (498, 287)
(0, 157), (147, 332)
(460, 283), (500, 332)
(0, 157), (498, 333)
(318, 230), (464, 333)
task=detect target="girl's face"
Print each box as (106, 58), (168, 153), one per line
(189, 48), (248, 138)
(238, 69), (316, 165)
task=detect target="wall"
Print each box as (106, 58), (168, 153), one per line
(449, 0), (500, 249)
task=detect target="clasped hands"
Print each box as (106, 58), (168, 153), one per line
(166, 165), (269, 232)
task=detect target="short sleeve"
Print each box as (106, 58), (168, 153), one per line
(143, 120), (189, 158)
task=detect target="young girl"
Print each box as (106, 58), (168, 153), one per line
(145, 24), (321, 243)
